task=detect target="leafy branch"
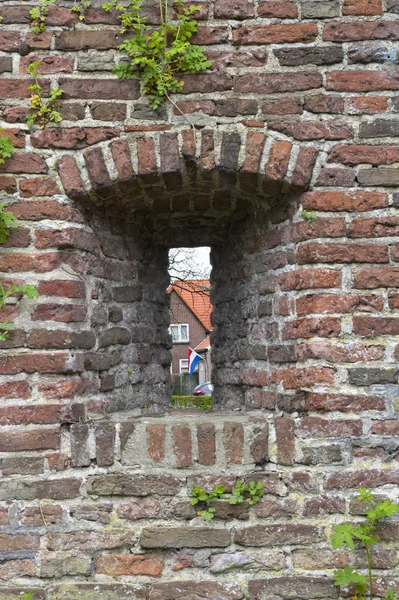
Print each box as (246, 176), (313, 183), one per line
(332, 487), (399, 600)
(27, 61), (64, 129)
(102, 0), (211, 109)
(0, 130), (15, 165)
(191, 480), (264, 520)
(30, 0), (55, 34)
(0, 205), (38, 340)
(72, 0), (92, 21)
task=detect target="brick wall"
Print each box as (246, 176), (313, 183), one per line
(0, 0), (399, 596)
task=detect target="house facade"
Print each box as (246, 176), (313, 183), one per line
(168, 279), (212, 386)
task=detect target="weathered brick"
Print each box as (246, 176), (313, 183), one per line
(0, 478), (81, 501)
(149, 582), (243, 600)
(275, 417), (295, 465)
(236, 72), (322, 93)
(141, 527), (230, 548)
(88, 474), (179, 496)
(248, 577), (338, 599)
(96, 554), (163, 577)
(235, 524), (324, 546)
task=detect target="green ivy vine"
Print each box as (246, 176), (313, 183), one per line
(102, 0), (211, 109)
(30, 0), (55, 34)
(27, 61), (64, 129)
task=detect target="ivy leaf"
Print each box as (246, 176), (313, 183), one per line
(334, 567), (367, 588)
(331, 524), (356, 549)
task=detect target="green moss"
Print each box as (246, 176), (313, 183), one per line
(171, 395), (212, 410)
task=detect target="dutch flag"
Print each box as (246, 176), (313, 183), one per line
(188, 347), (203, 376)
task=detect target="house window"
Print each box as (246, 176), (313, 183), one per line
(170, 323), (189, 343)
(179, 359), (189, 374)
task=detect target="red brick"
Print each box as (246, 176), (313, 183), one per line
(261, 97), (302, 115)
(224, 423), (244, 464)
(20, 54), (74, 74)
(0, 428), (60, 452)
(0, 380), (31, 400)
(33, 303), (87, 323)
(258, 0), (298, 17)
(301, 191), (388, 212)
(0, 79), (50, 99)
(283, 317), (341, 339)
(236, 72), (322, 94)
(324, 21), (398, 41)
(280, 367), (335, 389)
(280, 269), (341, 292)
(347, 97), (388, 114)
(38, 280), (86, 299)
(19, 177), (60, 197)
(233, 23), (317, 44)
(275, 417), (295, 465)
(371, 420), (399, 435)
(59, 78), (140, 100)
(55, 30), (118, 51)
(343, 0), (383, 14)
(354, 267), (399, 289)
(0, 534), (39, 552)
(0, 153), (48, 174)
(206, 49), (268, 69)
(96, 554), (163, 577)
(350, 216), (399, 238)
(0, 31), (20, 51)
(0, 176), (17, 193)
(330, 145), (399, 165)
(316, 167), (356, 187)
(297, 340), (384, 362)
(32, 127), (120, 150)
(192, 26), (229, 44)
(0, 252), (63, 273)
(388, 293), (399, 309)
(297, 242), (388, 264)
(290, 218), (346, 242)
(0, 128), (26, 148)
(173, 425), (192, 468)
(200, 130), (215, 170)
(297, 417), (362, 438)
(38, 378), (96, 399)
(353, 316), (399, 336)
(0, 352), (83, 375)
(85, 147), (111, 189)
(58, 155), (86, 198)
(325, 469), (399, 490)
(266, 141), (292, 181)
(243, 131), (265, 172)
(137, 137), (157, 175)
(25, 32), (53, 50)
(291, 147), (318, 189)
(296, 293), (382, 315)
(270, 120), (352, 141)
(147, 425), (165, 463)
(214, 0), (254, 18)
(326, 71), (399, 92)
(197, 424), (216, 466)
(110, 139), (134, 181)
(35, 228), (99, 252)
(308, 392), (385, 412)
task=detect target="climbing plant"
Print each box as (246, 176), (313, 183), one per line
(30, 0), (55, 34)
(102, 0), (211, 109)
(27, 61), (64, 129)
(0, 206), (38, 341)
(0, 130), (15, 165)
(72, 0), (92, 21)
(332, 487), (399, 600)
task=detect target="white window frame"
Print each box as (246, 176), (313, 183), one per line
(179, 359), (189, 374)
(169, 323), (189, 343)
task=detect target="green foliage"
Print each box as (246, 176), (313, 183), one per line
(191, 484), (225, 520)
(22, 594), (34, 600)
(27, 61), (64, 129)
(0, 205), (38, 340)
(0, 130), (15, 165)
(332, 488), (399, 600)
(102, 0), (212, 109)
(0, 204), (18, 245)
(72, 0), (92, 21)
(191, 480), (264, 520)
(300, 209), (317, 222)
(30, 0), (55, 34)
(171, 395), (212, 410)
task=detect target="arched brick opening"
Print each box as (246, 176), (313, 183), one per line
(52, 127), (318, 411)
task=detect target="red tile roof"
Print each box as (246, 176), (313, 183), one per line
(195, 335), (211, 352)
(168, 279), (213, 331)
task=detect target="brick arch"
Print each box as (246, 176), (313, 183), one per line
(57, 125), (319, 201)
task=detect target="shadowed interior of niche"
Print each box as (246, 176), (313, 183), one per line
(76, 165), (299, 414)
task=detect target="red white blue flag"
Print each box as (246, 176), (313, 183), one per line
(188, 347), (203, 376)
